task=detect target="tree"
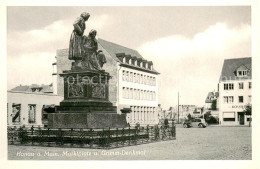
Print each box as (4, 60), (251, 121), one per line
(243, 104), (252, 127)
(164, 119), (169, 128)
(187, 113), (192, 121)
(211, 100), (217, 110)
(203, 111), (211, 123)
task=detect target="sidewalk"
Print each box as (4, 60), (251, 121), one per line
(175, 123), (251, 128)
(208, 124), (251, 127)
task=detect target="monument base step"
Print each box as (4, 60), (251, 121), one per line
(48, 112), (128, 129)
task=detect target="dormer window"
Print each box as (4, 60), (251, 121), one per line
(131, 59), (135, 65)
(237, 70), (248, 77)
(142, 62), (146, 68)
(137, 60), (141, 67)
(125, 56), (131, 64)
(235, 64), (249, 77)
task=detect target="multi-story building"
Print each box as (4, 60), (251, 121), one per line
(52, 38), (160, 126)
(218, 57), (252, 125)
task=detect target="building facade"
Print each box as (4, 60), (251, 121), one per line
(7, 90), (63, 127)
(168, 105), (203, 123)
(53, 39), (160, 126)
(218, 57), (252, 126)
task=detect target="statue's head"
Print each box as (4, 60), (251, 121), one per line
(89, 29), (97, 38)
(80, 12), (90, 21)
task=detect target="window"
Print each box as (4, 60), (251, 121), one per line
(229, 83), (234, 90)
(12, 104), (21, 124)
(129, 72), (133, 82)
(140, 74), (143, 84)
(248, 95), (252, 103)
(238, 96), (244, 103)
(28, 104), (36, 124)
(137, 61), (141, 67)
(223, 96), (234, 103)
(223, 118), (235, 121)
(224, 84), (228, 90)
(136, 74), (140, 83)
(223, 112), (235, 121)
(125, 71), (129, 81)
(125, 88), (129, 99)
(224, 83), (234, 90)
(122, 70), (125, 81)
(129, 88), (133, 99)
(237, 70), (248, 77)
(247, 118), (252, 121)
(239, 82), (244, 89)
(131, 59), (135, 65)
(249, 82), (252, 89)
(133, 73), (136, 83)
(153, 77), (156, 86)
(123, 87), (126, 98)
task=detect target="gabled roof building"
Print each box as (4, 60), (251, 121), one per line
(218, 57), (252, 125)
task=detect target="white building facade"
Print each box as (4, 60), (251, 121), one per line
(7, 91), (63, 127)
(118, 60), (159, 126)
(218, 57), (252, 126)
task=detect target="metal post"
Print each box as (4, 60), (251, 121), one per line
(178, 92), (180, 124)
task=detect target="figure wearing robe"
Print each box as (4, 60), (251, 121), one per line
(69, 12), (90, 60)
(82, 30), (102, 71)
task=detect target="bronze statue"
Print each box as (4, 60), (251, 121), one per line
(69, 12), (90, 60)
(69, 13), (106, 71)
(82, 30), (101, 70)
(97, 50), (107, 68)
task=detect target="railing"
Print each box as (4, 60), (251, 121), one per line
(7, 125), (176, 149)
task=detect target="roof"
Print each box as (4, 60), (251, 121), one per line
(205, 92), (219, 103)
(11, 84), (53, 93)
(11, 85), (30, 92)
(98, 38), (143, 62)
(219, 57), (251, 81)
(98, 38), (159, 74)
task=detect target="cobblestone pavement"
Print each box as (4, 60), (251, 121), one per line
(8, 126), (251, 160)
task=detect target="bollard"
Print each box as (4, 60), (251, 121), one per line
(70, 128), (74, 147)
(116, 128), (119, 147)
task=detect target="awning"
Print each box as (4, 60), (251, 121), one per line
(120, 108), (132, 113)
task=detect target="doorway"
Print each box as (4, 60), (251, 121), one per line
(238, 112), (245, 125)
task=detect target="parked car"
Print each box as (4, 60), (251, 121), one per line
(183, 118), (207, 128)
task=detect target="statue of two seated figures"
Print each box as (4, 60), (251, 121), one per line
(69, 12), (106, 71)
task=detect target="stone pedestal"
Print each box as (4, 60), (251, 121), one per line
(48, 70), (128, 129)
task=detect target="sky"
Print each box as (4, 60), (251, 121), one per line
(7, 6), (251, 108)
